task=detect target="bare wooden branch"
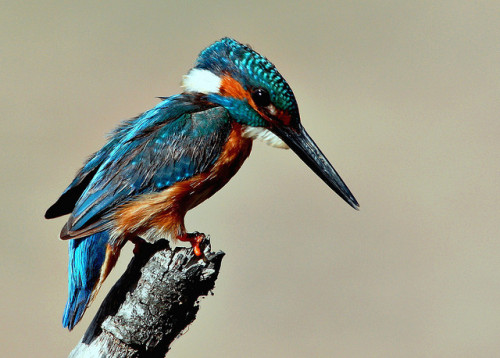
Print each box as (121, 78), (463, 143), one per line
(69, 238), (224, 358)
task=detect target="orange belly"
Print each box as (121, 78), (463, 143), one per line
(113, 122), (252, 242)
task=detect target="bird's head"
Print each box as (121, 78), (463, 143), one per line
(183, 38), (359, 209)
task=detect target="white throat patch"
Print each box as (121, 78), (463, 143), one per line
(242, 126), (289, 149)
(182, 68), (221, 94)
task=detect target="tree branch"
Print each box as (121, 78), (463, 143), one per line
(69, 237), (224, 358)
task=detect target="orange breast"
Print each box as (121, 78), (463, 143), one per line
(113, 123), (253, 241)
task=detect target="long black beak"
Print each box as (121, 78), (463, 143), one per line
(273, 124), (359, 209)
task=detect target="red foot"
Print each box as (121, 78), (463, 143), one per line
(178, 232), (205, 257)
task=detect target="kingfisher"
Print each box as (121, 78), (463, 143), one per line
(45, 38), (359, 330)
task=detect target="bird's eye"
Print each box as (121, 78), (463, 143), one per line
(251, 88), (271, 107)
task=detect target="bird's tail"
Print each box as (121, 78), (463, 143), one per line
(62, 231), (120, 330)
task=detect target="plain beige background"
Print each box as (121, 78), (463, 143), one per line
(1, 1), (499, 357)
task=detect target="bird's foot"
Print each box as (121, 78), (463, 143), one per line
(178, 232), (206, 257)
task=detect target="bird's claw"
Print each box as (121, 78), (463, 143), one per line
(178, 232), (206, 257)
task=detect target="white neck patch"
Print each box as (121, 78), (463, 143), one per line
(182, 70), (288, 150)
(242, 126), (289, 149)
(182, 68), (222, 94)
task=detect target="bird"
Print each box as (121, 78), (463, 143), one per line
(45, 37), (359, 330)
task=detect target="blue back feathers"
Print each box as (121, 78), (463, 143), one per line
(54, 94), (232, 237)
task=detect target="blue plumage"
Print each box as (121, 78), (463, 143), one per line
(195, 38), (299, 125)
(62, 231), (109, 330)
(49, 95), (234, 329)
(58, 96), (232, 238)
(46, 37), (358, 331)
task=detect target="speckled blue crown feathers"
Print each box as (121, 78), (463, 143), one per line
(194, 38), (299, 123)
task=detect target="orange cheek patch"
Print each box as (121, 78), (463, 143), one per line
(220, 76), (249, 100)
(220, 76), (260, 113)
(219, 75), (292, 127)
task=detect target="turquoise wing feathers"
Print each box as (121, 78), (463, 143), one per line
(46, 94), (232, 238)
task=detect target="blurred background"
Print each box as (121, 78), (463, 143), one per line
(1, 1), (499, 357)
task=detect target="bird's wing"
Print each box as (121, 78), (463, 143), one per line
(47, 95), (233, 238)
(45, 96), (186, 220)
(44, 135), (123, 219)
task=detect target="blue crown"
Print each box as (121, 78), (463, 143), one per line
(194, 38), (299, 123)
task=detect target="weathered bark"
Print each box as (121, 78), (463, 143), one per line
(69, 238), (224, 358)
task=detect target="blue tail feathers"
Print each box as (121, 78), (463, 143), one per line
(62, 231), (110, 330)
